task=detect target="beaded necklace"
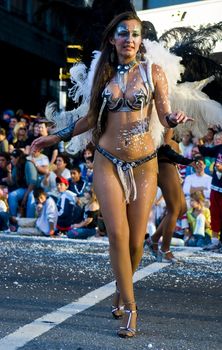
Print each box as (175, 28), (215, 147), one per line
(116, 59), (137, 75)
(116, 60), (137, 94)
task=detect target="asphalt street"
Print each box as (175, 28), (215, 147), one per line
(0, 234), (221, 350)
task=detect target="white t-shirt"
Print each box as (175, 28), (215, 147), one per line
(179, 142), (193, 159)
(183, 173), (212, 200)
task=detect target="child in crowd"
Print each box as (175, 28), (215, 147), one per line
(68, 166), (89, 207)
(33, 188), (58, 237)
(79, 144), (95, 180)
(56, 176), (83, 233)
(85, 156), (94, 184)
(0, 187), (9, 231)
(67, 189), (99, 239)
(185, 191), (212, 247)
(198, 134), (222, 250)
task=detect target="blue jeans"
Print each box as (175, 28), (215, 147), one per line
(8, 188), (36, 218)
(187, 234), (211, 247)
(0, 212), (9, 230)
(67, 227), (96, 239)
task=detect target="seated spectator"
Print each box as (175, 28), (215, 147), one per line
(67, 189), (99, 239)
(56, 176), (83, 233)
(69, 166), (89, 206)
(12, 124), (29, 152)
(79, 144), (95, 180)
(85, 156), (94, 184)
(201, 128), (218, 175)
(41, 153), (71, 195)
(7, 116), (18, 144)
(0, 187), (9, 231)
(0, 152), (11, 187)
(38, 121), (58, 168)
(185, 191), (212, 247)
(198, 136), (222, 250)
(19, 114), (31, 129)
(7, 149), (38, 228)
(183, 155), (212, 207)
(0, 128), (9, 152)
(203, 127), (216, 147)
(27, 149), (49, 185)
(179, 130), (194, 158)
(178, 130), (193, 178)
(33, 188), (58, 237)
(25, 121), (40, 154)
(0, 109), (14, 132)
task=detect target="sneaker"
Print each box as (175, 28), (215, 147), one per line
(9, 225), (17, 232)
(144, 237), (158, 257)
(203, 241), (222, 251)
(157, 249), (177, 263)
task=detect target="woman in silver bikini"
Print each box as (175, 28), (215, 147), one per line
(31, 12), (190, 338)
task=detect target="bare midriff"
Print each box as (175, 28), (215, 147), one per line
(98, 108), (155, 161)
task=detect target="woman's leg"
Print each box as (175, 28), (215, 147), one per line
(127, 159), (158, 274)
(93, 152), (133, 306)
(152, 163), (186, 252)
(94, 153), (157, 336)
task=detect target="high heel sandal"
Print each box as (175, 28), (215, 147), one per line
(157, 249), (177, 263)
(111, 284), (124, 319)
(117, 308), (137, 338)
(144, 236), (158, 258)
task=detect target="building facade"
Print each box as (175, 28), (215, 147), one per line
(0, 0), (68, 115)
(0, 0), (220, 115)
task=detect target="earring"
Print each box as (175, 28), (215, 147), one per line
(136, 50), (141, 61)
(110, 46), (115, 63)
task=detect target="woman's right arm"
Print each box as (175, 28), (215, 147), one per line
(152, 64), (192, 128)
(31, 115), (90, 152)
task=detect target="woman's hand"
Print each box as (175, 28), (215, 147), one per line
(31, 135), (61, 152)
(165, 112), (194, 127)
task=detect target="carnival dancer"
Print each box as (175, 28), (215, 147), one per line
(31, 12), (191, 338)
(145, 128), (195, 262)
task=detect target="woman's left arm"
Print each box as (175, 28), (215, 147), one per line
(152, 64), (192, 128)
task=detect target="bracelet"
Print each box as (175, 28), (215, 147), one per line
(165, 114), (178, 128)
(53, 120), (77, 142)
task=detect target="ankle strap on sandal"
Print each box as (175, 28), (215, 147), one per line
(159, 249), (171, 254)
(124, 309), (137, 329)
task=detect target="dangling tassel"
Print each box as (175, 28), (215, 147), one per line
(97, 97), (107, 134)
(128, 167), (137, 201)
(117, 166), (130, 204)
(116, 166), (137, 204)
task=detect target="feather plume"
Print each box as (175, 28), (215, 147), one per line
(171, 78), (222, 138)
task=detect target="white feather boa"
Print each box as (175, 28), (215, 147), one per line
(46, 41), (222, 154)
(45, 51), (101, 154)
(143, 39), (222, 142)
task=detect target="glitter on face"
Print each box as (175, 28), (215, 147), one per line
(114, 23), (141, 40)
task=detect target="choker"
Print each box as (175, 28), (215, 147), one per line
(116, 60), (137, 75)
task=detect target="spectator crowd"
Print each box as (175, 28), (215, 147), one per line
(0, 108), (222, 252)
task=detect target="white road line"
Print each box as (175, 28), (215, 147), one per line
(0, 249), (194, 350)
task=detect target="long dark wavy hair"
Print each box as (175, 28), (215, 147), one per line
(87, 11), (142, 142)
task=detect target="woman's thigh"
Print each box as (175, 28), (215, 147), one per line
(93, 152), (129, 239)
(127, 158), (158, 246)
(93, 152), (158, 244)
(158, 163), (183, 214)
